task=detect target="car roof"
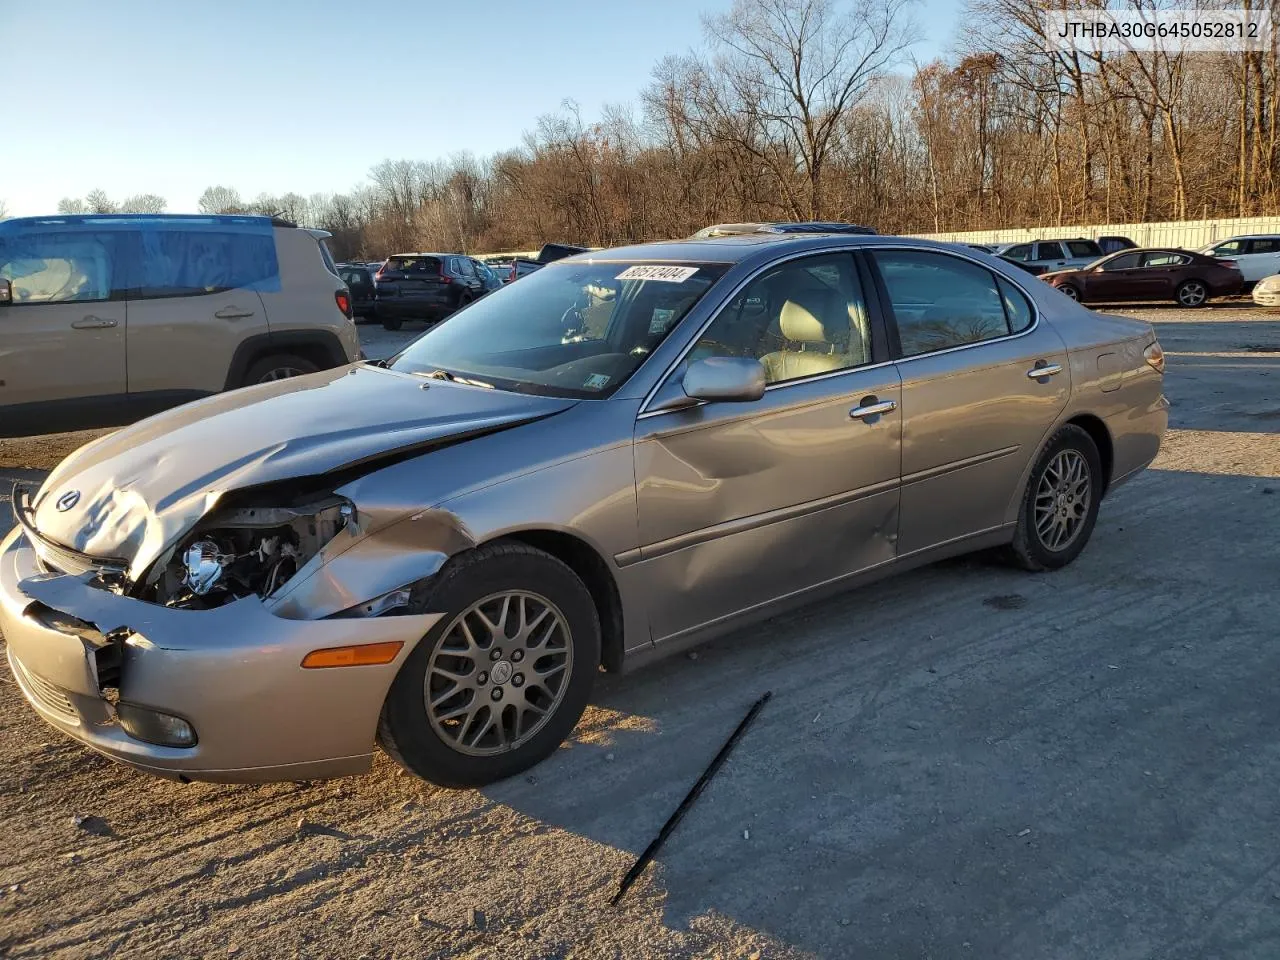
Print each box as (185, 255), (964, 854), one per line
(556, 233), (979, 266)
(0, 213), (283, 232)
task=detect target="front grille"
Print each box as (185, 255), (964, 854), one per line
(11, 482), (128, 580)
(11, 655), (78, 721)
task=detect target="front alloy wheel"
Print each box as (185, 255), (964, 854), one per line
(425, 591), (572, 756)
(378, 541), (600, 788)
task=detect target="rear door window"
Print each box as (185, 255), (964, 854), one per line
(130, 228), (279, 299)
(1035, 241), (1065, 260)
(1066, 241), (1101, 258)
(0, 231), (123, 304)
(1248, 238), (1280, 254)
(873, 250), (1013, 357)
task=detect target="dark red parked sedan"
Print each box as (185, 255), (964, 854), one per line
(1041, 248), (1243, 308)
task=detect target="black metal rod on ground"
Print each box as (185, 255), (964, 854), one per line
(610, 690), (773, 907)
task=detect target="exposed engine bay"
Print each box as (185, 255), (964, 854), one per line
(147, 496), (353, 609)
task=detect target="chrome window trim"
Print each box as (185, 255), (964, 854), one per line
(638, 241), (1043, 417)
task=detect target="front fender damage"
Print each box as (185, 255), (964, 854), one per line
(268, 507), (478, 621)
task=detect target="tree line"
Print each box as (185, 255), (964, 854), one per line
(52, 0), (1280, 261)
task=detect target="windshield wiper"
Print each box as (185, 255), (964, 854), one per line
(419, 368), (494, 389)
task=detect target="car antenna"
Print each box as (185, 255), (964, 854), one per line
(610, 690), (772, 906)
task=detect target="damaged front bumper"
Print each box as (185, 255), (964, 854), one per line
(0, 527), (441, 783)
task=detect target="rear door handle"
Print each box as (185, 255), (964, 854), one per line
(849, 398), (898, 420)
(214, 307), (255, 319)
(1027, 362), (1064, 379)
(70, 315), (118, 329)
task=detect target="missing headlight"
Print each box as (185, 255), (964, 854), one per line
(151, 496), (354, 609)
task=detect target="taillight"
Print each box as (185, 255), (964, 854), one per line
(1219, 259), (1239, 270)
(335, 289), (352, 319)
(1144, 341), (1165, 374)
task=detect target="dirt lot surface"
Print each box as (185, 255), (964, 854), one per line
(2, 305), (1279, 959)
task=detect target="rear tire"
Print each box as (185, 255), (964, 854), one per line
(1005, 424), (1103, 572)
(378, 542), (600, 788)
(1056, 283), (1081, 301)
(1176, 279), (1208, 308)
(243, 353), (319, 386)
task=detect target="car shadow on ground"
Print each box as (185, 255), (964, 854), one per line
(481, 466), (1280, 958)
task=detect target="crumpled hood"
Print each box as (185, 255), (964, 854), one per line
(31, 364), (576, 579)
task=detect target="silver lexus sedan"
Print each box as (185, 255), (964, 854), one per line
(1, 235), (1168, 788)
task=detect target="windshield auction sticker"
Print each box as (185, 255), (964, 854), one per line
(616, 265), (700, 283)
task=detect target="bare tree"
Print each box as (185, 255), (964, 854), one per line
(119, 193), (167, 213)
(57, 197), (89, 214)
(701, 0), (918, 218)
(0, 199), (7, 220)
(198, 185), (245, 214)
(85, 189), (116, 214)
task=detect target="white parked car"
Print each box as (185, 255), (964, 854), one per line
(1253, 273), (1280, 307)
(1198, 235), (1280, 284)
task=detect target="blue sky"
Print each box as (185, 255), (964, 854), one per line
(0, 0), (960, 217)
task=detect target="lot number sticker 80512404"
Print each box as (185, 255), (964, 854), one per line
(615, 265), (700, 283)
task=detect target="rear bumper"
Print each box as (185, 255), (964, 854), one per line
(1105, 392), (1169, 493)
(0, 527), (440, 783)
(375, 297), (449, 320)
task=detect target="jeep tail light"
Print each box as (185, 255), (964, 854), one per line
(335, 289), (352, 319)
(1144, 341), (1165, 374)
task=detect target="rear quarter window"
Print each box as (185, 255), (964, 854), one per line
(316, 238), (340, 278)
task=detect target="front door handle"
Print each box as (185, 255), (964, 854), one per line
(214, 306), (255, 319)
(1027, 362), (1064, 379)
(70, 315), (118, 329)
(850, 398), (898, 420)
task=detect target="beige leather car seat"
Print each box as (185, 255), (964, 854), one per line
(760, 295), (848, 382)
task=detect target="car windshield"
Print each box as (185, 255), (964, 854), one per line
(389, 259), (730, 398)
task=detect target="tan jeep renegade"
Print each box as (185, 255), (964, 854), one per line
(0, 214), (360, 437)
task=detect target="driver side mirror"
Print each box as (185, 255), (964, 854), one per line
(649, 356), (767, 412)
(0, 279), (11, 304)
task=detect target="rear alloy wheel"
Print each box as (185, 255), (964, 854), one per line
(1005, 424), (1103, 571)
(1057, 283), (1081, 301)
(378, 542), (599, 788)
(244, 353), (319, 386)
(1176, 280), (1208, 308)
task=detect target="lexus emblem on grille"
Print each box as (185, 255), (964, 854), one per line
(55, 490), (81, 512)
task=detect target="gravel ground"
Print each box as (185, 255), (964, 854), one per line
(1, 305), (1279, 959)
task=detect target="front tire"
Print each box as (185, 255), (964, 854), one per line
(378, 542), (600, 788)
(1005, 424), (1103, 571)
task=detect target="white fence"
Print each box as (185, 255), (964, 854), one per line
(911, 216), (1280, 250)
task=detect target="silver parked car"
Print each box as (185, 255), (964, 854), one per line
(994, 238), (1105, 273)
(1, 235), (1168, 788)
